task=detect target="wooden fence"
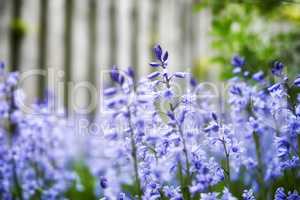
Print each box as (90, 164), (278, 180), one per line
(0, 0), (212, 111)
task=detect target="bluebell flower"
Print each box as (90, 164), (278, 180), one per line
(242, 189), (255, 200)
(163, 89), (174, 100)
(275, 188), (300, 200)
(221, 187), (237, 200)
(294, 75), (300, 87)
(287, 191), (300, 200)
(274, 187), (287, 200)
(148, 71), (161, 80)
(268, 83), (284, 96)
(110, 66), (125, 85)
(104, 87), (118, 96)
(117, 193), (128, 200)
(100, 176), (108, 189)
(6, 72), (19, 87)
(154, 44), (163, 61)
(231, 55), (245, 68)
(204, 122), (219, 133)
(173, 72), (187, 78)
(230, 86), (242, 96)
(126, 66), (135, 79)
(275, 137), (290, 159)
(233, 67), (242, 74)
(149, 62), (161, 68)
(243, 71), (250, 77)
(272, 61), (284, 77)
(190, 77), (198, 87)
(150, 44), (169, 68)
(163, 186), (182, 200)
(201, 192), (219, 200)
(252, 71), (264, 83)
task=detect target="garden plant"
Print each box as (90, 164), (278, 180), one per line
(1, 45), (300, 199)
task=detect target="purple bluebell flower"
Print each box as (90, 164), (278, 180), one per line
(233, 67), (242, 74)
(0, 61), (4, 71)
(275, 188), (300, 200)
(242, 189), (255, 200)
(150, 44), (169, 68)
(100, 176), (108, 189)
(154, 44), (163, 61)
(167, 111), (176, 121)
(147, 71), (161, 80)
(275, 188), (287, 200)
(126, 66), (135, 79)
(162, 51), (169, 62)
(268, 83), (282, 94)
(110, 66), (125, 85)
(178, 110), (187, 124)
(221, 187), (237, 200)
(204, 122), (219, 133)
(201, 192), (219, 200)
(163, 89), (174, 100)
(252, 71), (264, 82)
(243, 71), (250, 77)
(104, 87), (118, 96)
(190, 77), (198, 87)
(272, 61), (284, 77)
(275, 137), (290, 159)
(287, 191), (300, 200)
(231, 55), (245, 68)
(173, 72), (187, 78)
(149, 62), (161, 67)
(294, 75), (300, 87)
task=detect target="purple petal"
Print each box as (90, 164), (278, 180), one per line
(147, 71), (160, 80)
(163, 51), (168, 62)
(294, 76), (300, 87)
(154, 44), (162, 60)
(104, 87), (117, 96)
(174, 72), (186, 78)
(126, 66), (135, 79)
(149, 62), (161, 67)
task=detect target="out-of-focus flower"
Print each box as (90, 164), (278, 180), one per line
(231, 55), (245, 68)
(272, 61), (284, 77)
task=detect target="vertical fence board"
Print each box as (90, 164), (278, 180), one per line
(137, 0), (151, 76)
(21, 0), (39, 101)
(0, 0), (10, 64)
(130, 0), (139, 75)
(87, 0), (98, 117)
(48, 0), (64, 110)
(37, 0), (49, 98)
(63, 0), (74, 113)
(9, 0), (24, 72)
(117, 0), (131, 69)
(108, 0), (117, 69)
(72, 0), (88, 114)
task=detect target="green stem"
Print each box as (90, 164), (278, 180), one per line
(127, 107), (142, 200)
(221, 138), (230, 185)
(165, 76), (191, 200)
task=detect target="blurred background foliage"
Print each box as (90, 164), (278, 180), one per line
(192, 0), (300, 80)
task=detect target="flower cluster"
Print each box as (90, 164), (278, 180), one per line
(90, 46), (300, 200)
(0, 63), (74, 200)
(1, 45), (300, 199)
